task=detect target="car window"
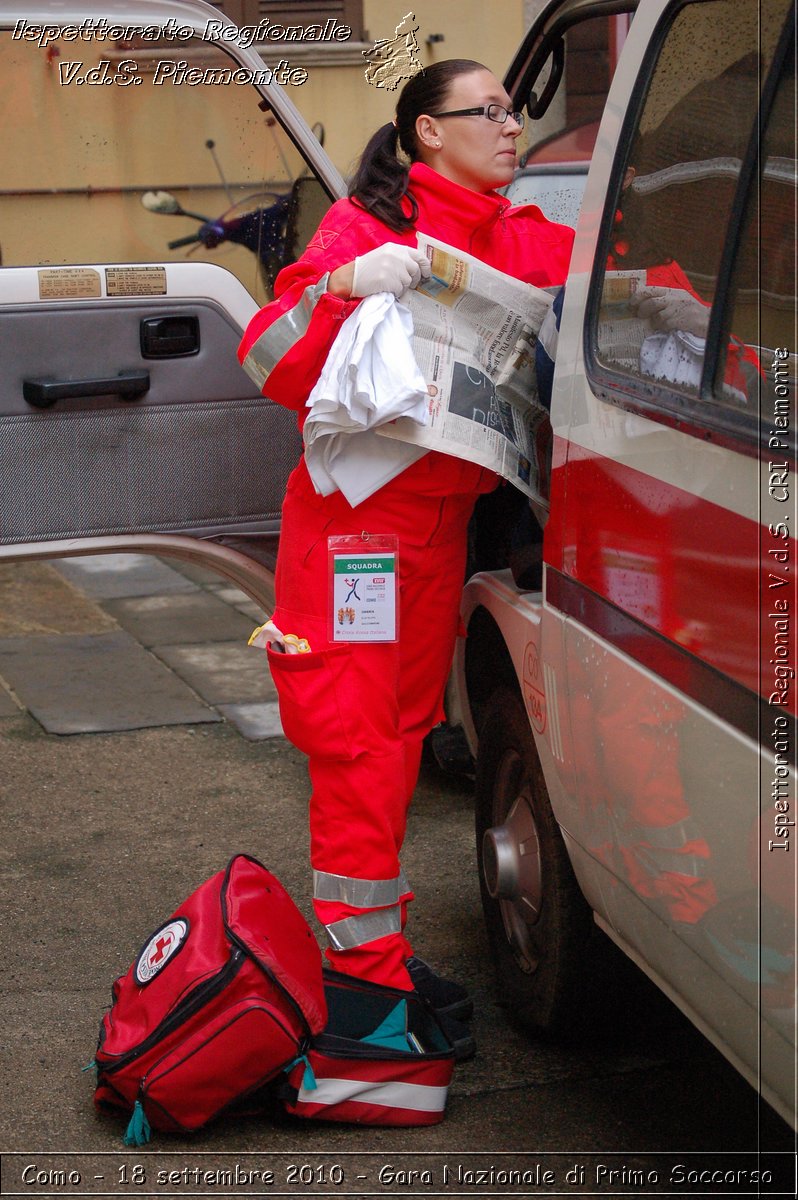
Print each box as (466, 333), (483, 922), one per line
(506, 12), (633, 225)
(588, 0), (790, 432)
(0, 30), (332, 305)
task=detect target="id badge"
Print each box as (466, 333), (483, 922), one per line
(328, 534), (399, 643)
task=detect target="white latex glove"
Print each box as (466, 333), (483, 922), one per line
(631, 286), (710, 339)
(351, 244), (431, 299)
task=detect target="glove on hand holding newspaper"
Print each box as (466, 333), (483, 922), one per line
(304, 235), (556, 505)
(375, 235), (556, 500)
(351, 244), (431, 299)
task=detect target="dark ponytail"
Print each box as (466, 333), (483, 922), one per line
(349, 59), (489, 233)
(349, 121), (417, 232)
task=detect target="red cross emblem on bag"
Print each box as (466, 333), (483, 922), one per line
(135, 919), (189, 985)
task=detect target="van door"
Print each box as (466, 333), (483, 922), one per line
(0, 3), (344, 579)
(547, 0), (795, 1122)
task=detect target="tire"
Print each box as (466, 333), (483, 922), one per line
(475, 686), (595, 1034)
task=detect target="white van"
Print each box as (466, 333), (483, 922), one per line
(449, 0), (797, 1129)
(0, 0), (794, 1129)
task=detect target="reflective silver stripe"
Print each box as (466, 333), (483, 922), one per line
(297, 1076), (448, 1114)
(325, 905), (402, 951)
(640, 819), (697, 849)
(241, 274), (330, 390)
(313, 868), (410, 908)
(636, 845), (711, 877)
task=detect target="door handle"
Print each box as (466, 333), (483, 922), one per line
(140, 315), (200, 357)
(23, 370), (150, 409)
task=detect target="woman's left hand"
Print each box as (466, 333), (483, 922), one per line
(351, 244), (431, 298)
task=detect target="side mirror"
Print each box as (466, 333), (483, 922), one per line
(141, 192), (210, 223)
(523, 38), (566, 121)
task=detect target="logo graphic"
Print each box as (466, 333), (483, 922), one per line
(522, 641), (546, 734)
(307, 227), (341, 251)
(135, 918), (189, 984)
(362, 12), (422, 91)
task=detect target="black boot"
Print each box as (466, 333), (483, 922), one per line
(406, 956), (474, 1021)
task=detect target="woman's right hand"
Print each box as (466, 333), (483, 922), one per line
(631, 286), (710, 339)
(329, 244), (430, 300)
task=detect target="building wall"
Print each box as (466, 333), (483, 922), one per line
(0, 1), (528, 277)
(266, 1), (528, 177)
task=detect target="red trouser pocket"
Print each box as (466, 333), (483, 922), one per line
(268, 643), (359, 761)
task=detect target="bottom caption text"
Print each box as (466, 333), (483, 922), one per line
(1, 1152), (794, 1196)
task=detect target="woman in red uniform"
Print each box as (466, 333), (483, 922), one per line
(238, 60), (574, 1020)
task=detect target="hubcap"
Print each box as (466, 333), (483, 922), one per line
(484, 750), (544, 973)
(482, 823), (520, 899)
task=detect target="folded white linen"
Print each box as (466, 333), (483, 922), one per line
(303, 293), (430, 506)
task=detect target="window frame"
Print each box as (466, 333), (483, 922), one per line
(214, 1), (365, 41)
(707, 5), (796, 455)
(582, 0), (796, 461)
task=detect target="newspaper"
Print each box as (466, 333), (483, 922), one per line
(374, 235), (555, 499)
(596, 269), (649, 370)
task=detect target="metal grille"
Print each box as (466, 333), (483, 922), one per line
(0, 398), (300, 544)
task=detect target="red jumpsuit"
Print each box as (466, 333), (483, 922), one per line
(239, 162), (574, 988)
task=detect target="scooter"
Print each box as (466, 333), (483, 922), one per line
(141, 130), (325, 292)
(141, 186), (292, 293)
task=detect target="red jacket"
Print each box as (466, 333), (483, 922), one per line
(238, 162), (574, 497)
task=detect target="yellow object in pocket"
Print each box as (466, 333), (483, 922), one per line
(248, 619), (311, 655)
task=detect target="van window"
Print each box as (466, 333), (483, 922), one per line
(589, 0), (791, 431)
(508, 13), (633, 226)
(0, 31), (332, 304)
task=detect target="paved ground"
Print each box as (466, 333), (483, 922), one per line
(0, 556), (793, 1198)
(0, 555), (281, 740)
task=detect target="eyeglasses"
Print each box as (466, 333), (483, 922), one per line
(430, 104), (525, 129)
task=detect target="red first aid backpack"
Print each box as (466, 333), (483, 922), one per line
(94, 855), (459, 1139)
(93, 854), (326, 1141)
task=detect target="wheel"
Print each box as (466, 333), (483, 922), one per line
(475, 686), (594, 1034)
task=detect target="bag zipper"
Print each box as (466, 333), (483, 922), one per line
(221, 856), (316, 1042)
(309, 1032), (453, 1062)
(99, 947), (246, 1074)
(139, 998), (302, 1111)
(225, 926), (314, 1040)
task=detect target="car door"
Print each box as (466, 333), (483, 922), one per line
(0, 0), (345, 592)
(523, 0), (795, 1122)
(458, 0), (795, 1128)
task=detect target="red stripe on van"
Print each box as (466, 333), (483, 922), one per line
(545, 439), (796, 714)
